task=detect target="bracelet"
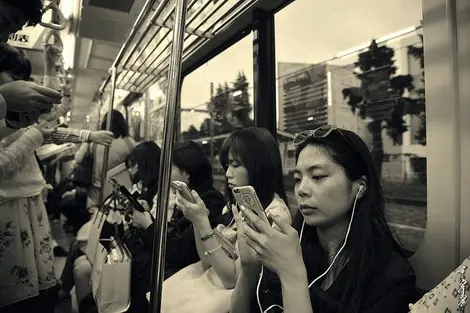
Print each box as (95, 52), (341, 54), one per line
(201, 231), (214, 242)
(204, 245), (222, 256)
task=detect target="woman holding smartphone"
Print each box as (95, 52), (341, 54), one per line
(230, 125), (416, 313)
(118, 140), (226, 313)
(162, 127), (292, 313)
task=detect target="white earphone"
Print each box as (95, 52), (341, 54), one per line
(257, 183), (365, 313)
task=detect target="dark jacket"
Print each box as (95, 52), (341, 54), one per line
(126, 184), (226, 313)
(253, 236), (416, 313)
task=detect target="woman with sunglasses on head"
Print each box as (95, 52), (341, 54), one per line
(230, 125), (416, 313)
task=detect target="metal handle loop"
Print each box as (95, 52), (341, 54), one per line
(40, 2), (67, 31)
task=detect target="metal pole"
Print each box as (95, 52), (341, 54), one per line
(144, 90), (150, 141)
(148, 0), (188, 312)
(98, 67), (117, 204)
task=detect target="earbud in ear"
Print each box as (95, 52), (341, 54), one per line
(357, 184), (365, 196)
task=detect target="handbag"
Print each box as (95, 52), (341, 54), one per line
(409, 257), (469, 313)
(91, 237), (132, 313)
(85, 193), (115, 264)
(73, 143), (95, 186)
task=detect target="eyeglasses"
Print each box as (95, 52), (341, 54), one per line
(293, 125), (352, 147)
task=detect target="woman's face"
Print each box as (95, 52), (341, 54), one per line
(294, 144), (357, 228)
(128, 162), (139, 180)
(171, 163), (189, 185)
(225, 151), (249, 190)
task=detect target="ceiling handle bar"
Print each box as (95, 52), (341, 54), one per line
(111, 0), (157, 69)
(120, 0), (201, 89)
(148, 0), (188, 312)
(120, 0), (254, 92)
(141, 0), (228, 73)
(119, 0), (182, 91)
(119, 0), (172, 73)
(99, 0), (158, 94)
(114, 0), (201, 90)
(120, 0), (228, 91)
(141, 0), (236, 76)
(40, 1), (66, 31)
(122, 0), (225, 77)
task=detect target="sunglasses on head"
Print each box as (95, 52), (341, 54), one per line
(293, 125), (352, 147)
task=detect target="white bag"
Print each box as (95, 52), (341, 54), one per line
(91, 240), (132, 313)
(85, 210), (107, 264)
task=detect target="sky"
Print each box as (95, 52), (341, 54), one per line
(179, 0), (423, 131)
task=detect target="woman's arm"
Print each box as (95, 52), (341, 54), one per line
(74, 142), (90, 163)
(0, 127), (44, 180)
(44, 127), (91, 145)
(230, 265), (261, 313)
(193, 224), (211, 269)
(193, 217), (238, 289)
(279, 263), (313, 313)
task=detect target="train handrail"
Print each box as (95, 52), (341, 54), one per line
(43, 30), (64, 52)
(40, 1), (67, 31)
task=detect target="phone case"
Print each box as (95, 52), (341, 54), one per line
(171, 181), (196, 203)
(109, 178), (146, 212)
(213, 229), (238, 260)
(232, 186), (270, 225)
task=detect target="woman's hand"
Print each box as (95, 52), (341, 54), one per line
(89, 130), (114, 146)
(150, 192), (177, 222)
(34, 124), (56, 139)
(175, 189), (209, 225)
(241, 206), (305, 280)
(167, 192), (176, 222)
(131, 200), (153, 229)
(232, 205), (260, 268)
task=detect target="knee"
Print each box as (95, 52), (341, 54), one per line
(73, 256), (92, 278)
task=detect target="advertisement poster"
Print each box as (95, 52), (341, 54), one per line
(7, 10), (51, 50)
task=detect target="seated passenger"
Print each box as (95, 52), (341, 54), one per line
(57, 141), (161, 304)
(160, 127), (292, 313)
(78, 140), (226, 313)
(128, 141), (225, 312)
(230, 125), (416, 313)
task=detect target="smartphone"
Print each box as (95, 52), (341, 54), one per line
(213, 229), (238, 260)
(171, 180), (196, 203)
(109, 177), (146, 212)
(232, 186), (270, 228)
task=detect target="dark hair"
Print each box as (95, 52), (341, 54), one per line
(294, 128), (404, 313)
(172, 140), (214, 190)
(0, 43), (31, 80)
(4, 0), (44, 26)
(128, 141), (161, 188)
(220, 127), (288, 209)
(101, 110), (129, 138)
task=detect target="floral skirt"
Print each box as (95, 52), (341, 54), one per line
(0, 194), (57, 307)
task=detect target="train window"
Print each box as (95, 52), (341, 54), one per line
(275, 0), (426, 253)
(180, 35), (254, 191)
